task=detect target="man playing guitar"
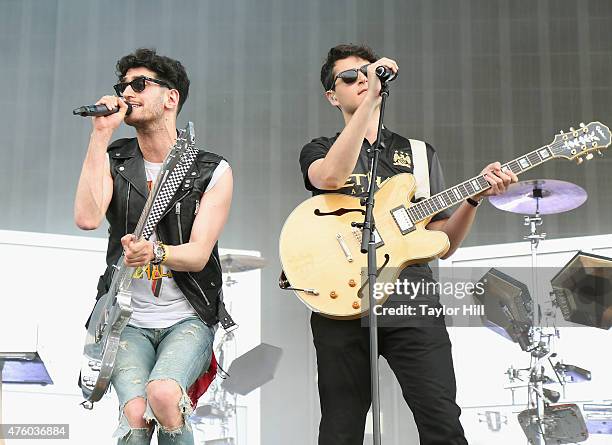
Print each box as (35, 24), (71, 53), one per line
(75, 48), (233, 444)
(299, 43), (518, 444)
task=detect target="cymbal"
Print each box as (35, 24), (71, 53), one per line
(219, 254), (267, 273)
(489, 179), (587, 215)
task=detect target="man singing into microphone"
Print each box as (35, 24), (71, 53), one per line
(74, 48), (233, 444)
(299, 44), (518, 444)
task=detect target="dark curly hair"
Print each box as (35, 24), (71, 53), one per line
(320, 44), (378, 91)
(116, 48), (190, 114)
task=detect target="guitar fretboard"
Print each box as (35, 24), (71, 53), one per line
(407, 144), (555, 223)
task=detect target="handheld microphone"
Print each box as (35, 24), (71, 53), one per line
(375, 66), (398, 83)
(73, 102), (132, 117)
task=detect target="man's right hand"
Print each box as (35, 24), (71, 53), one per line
(91, 95), (130, 132)
(363, 57), (399, 106)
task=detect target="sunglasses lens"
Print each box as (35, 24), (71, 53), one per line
(132, 77), (146, 92)
(339, 69), (359, 84)
(114, 77), (148, 95)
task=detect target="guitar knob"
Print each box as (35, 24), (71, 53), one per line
(585, 153), (594, 160)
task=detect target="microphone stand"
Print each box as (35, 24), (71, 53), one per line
(355, 79), (390, 445)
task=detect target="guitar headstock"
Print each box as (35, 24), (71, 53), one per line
(175, 121), (195, 149)
(164, 121), (196, 167)
(550, 121), (611, 164)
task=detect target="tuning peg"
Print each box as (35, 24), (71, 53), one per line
(569, 127), (575, 132)
(586, 153), (594, 160)
(579, 122), (585, 127)
(576, 157), (584, 165)
(597, 150), (604, 157)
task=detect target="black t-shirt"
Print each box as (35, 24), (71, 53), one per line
(299, 128), (453, 305)
(299, 127), (452, 222)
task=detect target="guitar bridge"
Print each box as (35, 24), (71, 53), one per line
(336, 233), (353, 262)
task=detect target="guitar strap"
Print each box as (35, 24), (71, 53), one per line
(408, 139), (430, 200)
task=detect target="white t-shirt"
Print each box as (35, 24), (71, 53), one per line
(128, 158), (229, 328)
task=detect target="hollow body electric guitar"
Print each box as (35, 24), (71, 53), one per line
(80, 122), (197, 407)
(279, 122), (611, 319)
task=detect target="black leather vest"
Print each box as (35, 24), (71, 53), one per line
(96, 137), (234, 329)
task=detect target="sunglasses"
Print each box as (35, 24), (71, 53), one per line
(113, 76), (173, 96)
(328, 64), (370, 91)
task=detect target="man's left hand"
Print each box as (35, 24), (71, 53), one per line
(474, 161), (518, 200)
(121, 234), (155, 267)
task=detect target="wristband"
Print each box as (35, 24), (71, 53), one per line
(466, 197), (481, 207)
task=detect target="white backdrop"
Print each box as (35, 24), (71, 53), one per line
(0, 230), (262, 445)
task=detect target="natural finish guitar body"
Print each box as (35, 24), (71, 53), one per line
(279, 174), (449, 319)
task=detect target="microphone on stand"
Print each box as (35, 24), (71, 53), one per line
(375, 66), (398, 83)
(73, 102), (132, 117)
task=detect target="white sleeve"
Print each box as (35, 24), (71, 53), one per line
(204, 160), (230, 193)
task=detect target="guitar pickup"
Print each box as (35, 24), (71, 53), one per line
(390, 205), (416, 235)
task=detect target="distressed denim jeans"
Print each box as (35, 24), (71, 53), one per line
(110, 317), (215, 444)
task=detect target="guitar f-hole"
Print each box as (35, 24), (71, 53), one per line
(314, 208), (365, 217)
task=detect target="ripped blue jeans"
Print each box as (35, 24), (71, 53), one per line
(110, 317), (214, 444)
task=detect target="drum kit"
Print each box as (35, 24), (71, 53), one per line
(487, 179), (595, 445)
(192, 253), (267, 445)
(488, 178), (588, 335)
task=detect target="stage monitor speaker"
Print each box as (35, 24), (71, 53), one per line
(221, 343), (282, 396)
(0, 351), (52, 385)
(551, 251), (612, 329)
(474, 268), (533, 350)
(518, 403), (588, 444)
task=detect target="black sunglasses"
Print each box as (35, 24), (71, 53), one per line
(113, 76), (173, 96)
(328, 64), (370, 91)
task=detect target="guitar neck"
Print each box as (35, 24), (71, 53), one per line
(114, 126), (196, 293)
(409, 144), (555, 223)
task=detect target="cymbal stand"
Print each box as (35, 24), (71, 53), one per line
(217, 330), (237, 441)
(194, 330), (237, 444)
(523, 191), (549, 445)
